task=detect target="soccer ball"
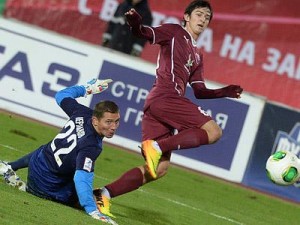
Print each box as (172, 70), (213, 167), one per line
(266, 150), (300, 185)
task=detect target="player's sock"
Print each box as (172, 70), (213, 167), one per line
(158, 128), (209, 153)
(101, 187), (111, 199)
(9, 151), (35, 171)
(152, 141), (162, 153)
(105, 167), (144, 197)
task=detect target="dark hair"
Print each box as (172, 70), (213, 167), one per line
(93, 101), (119, 118)
(183, 0), (213, 26)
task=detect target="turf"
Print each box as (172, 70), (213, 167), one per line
(1, 111), (300, 225)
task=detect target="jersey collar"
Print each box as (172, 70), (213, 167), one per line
(183, 26), (197, 47)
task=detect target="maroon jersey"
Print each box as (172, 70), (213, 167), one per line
(142, 24), (205, 107)
(133, 23), (212, 143)
(125, 13), (213, 149)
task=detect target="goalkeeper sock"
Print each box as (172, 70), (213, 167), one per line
(9, 150), (35, 171)
(157, 128), (209, 153)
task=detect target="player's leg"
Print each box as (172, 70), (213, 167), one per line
(94, 112), (172, 217)
(26, 147), (70, 202)
(142, 97), (222, 178)
(94, 158), (171, 217)
(8, 150), (36, 171)
(93, 166), (144, 217)
(98, 151), (171, 196)
(155, 153), (171, 178)
(26, 149), (54, 199)
(93, 155), (171, 217)
(140, 105), (175, 179)
(0, 148), (39, 191)
(200, 120), (222, 144)
(158, 120), (222, 151)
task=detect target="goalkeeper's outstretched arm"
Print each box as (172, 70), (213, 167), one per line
(55, 78), (113, 117)
(55, 78), (113, 106)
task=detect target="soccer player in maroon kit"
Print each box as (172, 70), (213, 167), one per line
(94, 0), (243, 217)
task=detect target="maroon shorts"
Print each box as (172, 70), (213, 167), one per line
(142, 96), (212, 142)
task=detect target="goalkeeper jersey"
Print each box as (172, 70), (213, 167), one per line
(27, 85), (102, 207)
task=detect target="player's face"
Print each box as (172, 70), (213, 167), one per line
(184, 7), (211, 40)
(92, 112), (120, 138)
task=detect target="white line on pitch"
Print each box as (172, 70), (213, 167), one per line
(1, 145), (244, 224)
(0, 144), (24, 153)
(94, 175), (244, 225)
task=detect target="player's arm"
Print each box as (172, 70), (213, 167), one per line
(190, 61), (243, 99)
(74, 170), (117, 223)
(55, 78), (113, 116)
(74, 170), (98, 214)
(55, 78), (113, 105)
(191, 82), (243, 99)
(125, 8), (154, 41)
(130, 8), (153, 56)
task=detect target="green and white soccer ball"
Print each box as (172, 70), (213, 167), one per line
(266, 150), (300, 186)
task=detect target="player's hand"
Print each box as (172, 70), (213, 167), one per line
(89, 210), (118, 225)
(125, 8), (142, 27)
(84, 78), (113, 96)
(222, 85), (243, 98)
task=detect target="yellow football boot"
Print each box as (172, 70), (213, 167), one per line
(141, 140), (162, 179)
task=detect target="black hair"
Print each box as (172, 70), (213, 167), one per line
(183, 0), (213, 26)
(93, 101), (119, 118)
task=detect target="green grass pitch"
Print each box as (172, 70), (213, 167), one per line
(1, 111), (300, 225)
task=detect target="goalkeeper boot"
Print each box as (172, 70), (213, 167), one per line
(93, 188), (115, 218)
(141, 140), (162, 179)
(0, 160), (26, 191)
(0, 160), (11, 175)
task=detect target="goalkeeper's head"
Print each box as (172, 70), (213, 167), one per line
(93, 101), (119, 118)
(92, 101), (120, 138)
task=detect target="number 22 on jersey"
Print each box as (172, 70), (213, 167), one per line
(51, 120), (77, 166)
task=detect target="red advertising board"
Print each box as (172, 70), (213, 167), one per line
(4, 0), (300, 109)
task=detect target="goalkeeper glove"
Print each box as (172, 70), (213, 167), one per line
(84, 78), (113, 96)
(89, 210), (118, 225)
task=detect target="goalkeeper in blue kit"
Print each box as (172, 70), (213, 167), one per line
(0, 78), (119, 225)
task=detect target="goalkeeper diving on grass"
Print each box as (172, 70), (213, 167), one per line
(0, 78), (119, 225)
